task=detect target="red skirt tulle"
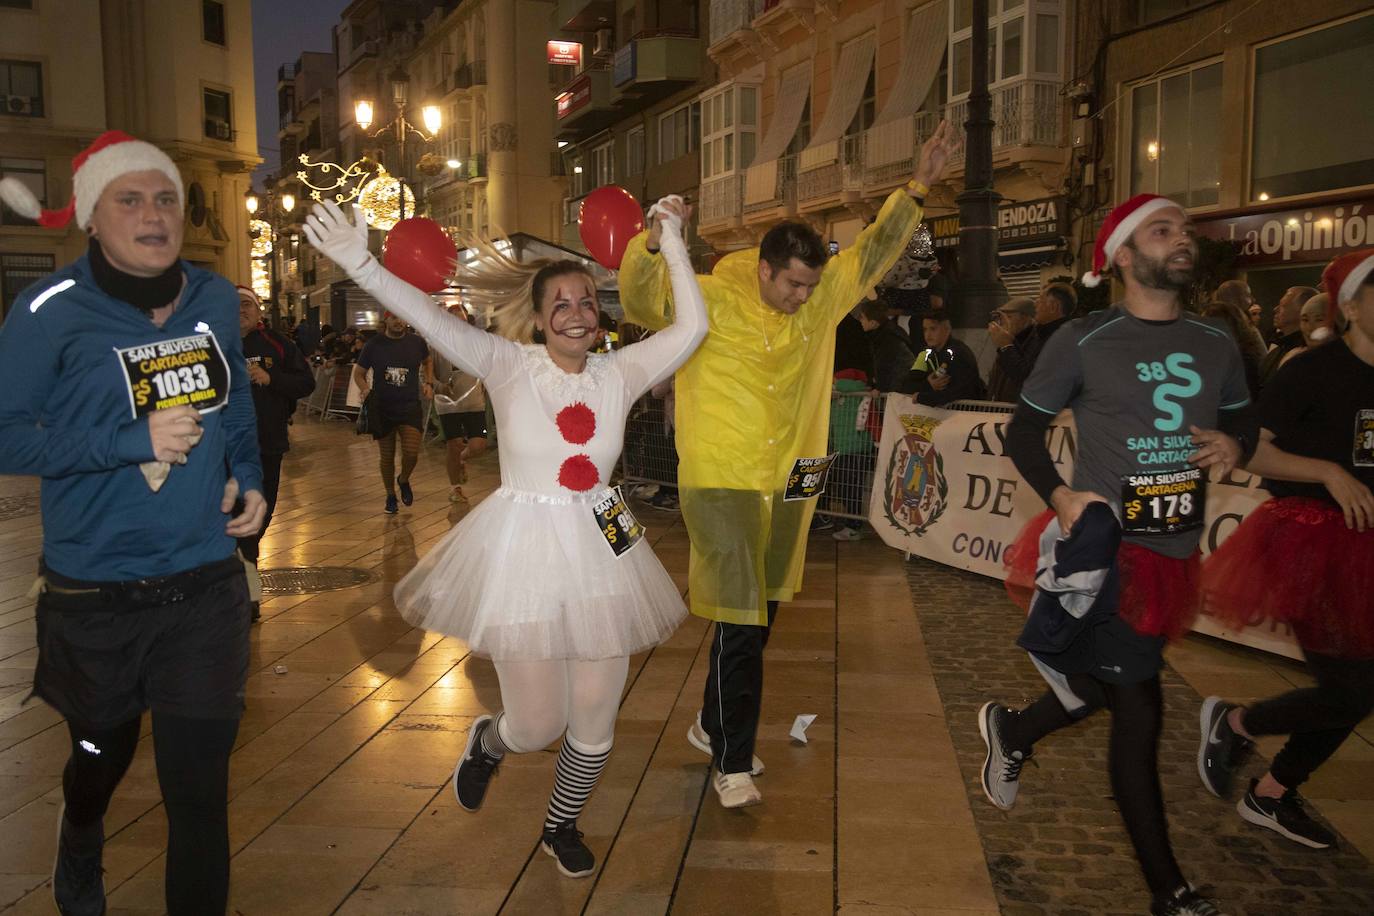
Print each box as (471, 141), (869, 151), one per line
(1202, 497), (1374, 658)
(1005, 509), (1202, 642)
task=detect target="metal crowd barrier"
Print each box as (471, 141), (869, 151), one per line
(298, 363), (336, 418)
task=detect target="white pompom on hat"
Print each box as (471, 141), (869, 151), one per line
(1080, 193), (1183, 288)
(1321, 248), (1374, 314)
(0, 129), (183, 230)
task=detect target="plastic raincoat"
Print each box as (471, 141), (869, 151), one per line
(620, 190), (923, 625)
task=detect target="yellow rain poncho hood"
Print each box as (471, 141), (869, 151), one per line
(620, 190), (924, 625)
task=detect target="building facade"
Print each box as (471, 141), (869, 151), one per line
(1080, 0), (1374, 316)
(0, 0), (261, 316)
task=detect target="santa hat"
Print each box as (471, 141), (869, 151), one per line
(236, 285), (261, 308)
(1081, 193), (1183, 288)
(0, 130), (183, 230)
(1321, 249), (1374, 321)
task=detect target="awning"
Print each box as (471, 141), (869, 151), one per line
(799, 32), (876, 171)
(751, 62), (812, 166)
(998, 243), (1065, 272)
(874, 0), (947, 126)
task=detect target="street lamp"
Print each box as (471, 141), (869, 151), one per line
(352, 67), (442, 223)
(354, 99), (375, 132)
(245, 192), (259, 215)
(244, 185), (299, 323)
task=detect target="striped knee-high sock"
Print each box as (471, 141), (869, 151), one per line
(543, 737), (611, 831)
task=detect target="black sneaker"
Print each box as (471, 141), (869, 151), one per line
(397, 478), (414, 506)
(1237, 779), (1337, 849)
(250, 601), (261, 622)
(810, 515), (834, 532)
(541, 820), (596, 878)
(1197, 697), (1251, 798)
(978, 702), (1030, 810)
(1152, 885), (1226, 915)
(53, 817), (105, 916)
(452, 715), (502, 812)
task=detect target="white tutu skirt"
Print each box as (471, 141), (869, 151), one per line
(395, 486), (688, 660)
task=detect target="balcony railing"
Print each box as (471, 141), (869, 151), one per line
(862, 111), (941, 187)
(454, 60), (487, 90)
(743, 154), (797, 214)
(699, 174), (744, 225)
(709, 0), (762, 47)
(277, 63), (298, 84)
(946, 78), (1064, 165)
(798, 133), (865, 202)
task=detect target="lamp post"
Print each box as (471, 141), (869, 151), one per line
(353, 67), (441, 221)
(245, 184), (298, 326)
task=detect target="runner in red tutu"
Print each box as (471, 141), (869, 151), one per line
(977, 195), (1258, 916)
(1197, 248), (1374, 851)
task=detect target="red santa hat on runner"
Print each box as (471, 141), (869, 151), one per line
(1321, 248), (1374, 325)
(1080, 193), (1183, 288)
(0, 130), (183, 231)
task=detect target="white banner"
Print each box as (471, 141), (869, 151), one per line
(867, 399), (1301, 658)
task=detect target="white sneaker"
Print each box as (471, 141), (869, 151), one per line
(687, 712), (764, 776)
(713, 770), (763, 809)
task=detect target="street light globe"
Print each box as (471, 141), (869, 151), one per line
(245, 193), (259, 215)
(422, 105), (442, 137)
(281, 192), (296, 213)
(446, 158), (461, 170)
(354, 99), (375, 132)
(358, 167), (415, 231)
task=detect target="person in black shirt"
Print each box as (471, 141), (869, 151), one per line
(237, 287), (316, 617)
(985, 297), (1039, 403)
(1258, 285), (1317, 387)
(1033, 282), (1075, 346)
(912, 311), (985, 405)
(857, 296), (918, 393)
(1198, 249), (1374, 851)
(354, 312), (433, 513)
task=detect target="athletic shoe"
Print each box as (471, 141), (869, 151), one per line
(832, 525), (864, 541)
(384, 494), (398, 514)
(713, 770), (763, 808)
(1198, 697), (1250, 798)
(448, 486), (468, 503)
(453, 715), (502, 812)
(53, 814), (105, 916)
(1152, 885), (1226, 915)
(810, 515), (834, 532)
(250, 601), (261, 623)
(397, 478), (414, 506)
(1236, 779), (1336, 849)
(978, 702), (1030, 810)
(541, 820), (596, 878)
(686, 712), (764, 776)
(647, 490), (679, 510)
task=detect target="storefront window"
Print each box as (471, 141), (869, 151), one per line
(1251, 13), (1374, 201)
(1129, 61), (1221, 207)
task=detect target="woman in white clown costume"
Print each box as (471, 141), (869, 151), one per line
(303, 197), (704, 878)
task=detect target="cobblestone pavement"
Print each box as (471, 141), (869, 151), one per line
(907, 557), (1374, 916)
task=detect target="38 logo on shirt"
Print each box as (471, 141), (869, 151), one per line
(1134, 354), (1202, 432)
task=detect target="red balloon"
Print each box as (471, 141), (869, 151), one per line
(578, 186), (645, 270)
(383, 218), (458, 293)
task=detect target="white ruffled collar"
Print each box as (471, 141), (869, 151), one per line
(521, 343), (611, 402)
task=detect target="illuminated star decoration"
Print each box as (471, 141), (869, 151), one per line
(297, 153), (376, 205)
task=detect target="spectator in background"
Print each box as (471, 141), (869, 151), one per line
(1206, 282), (1268, 397)
(913, 311), (985, 406)
(1278, 293), (1337, 370)
(1034, 282), (1075, 345)
(828, 368), (879, 541)
(835, 296), (875, 381)
(858, 295), (919, 393)
(986, 297), (1040, 403)
(1260, 286), (1317, 385)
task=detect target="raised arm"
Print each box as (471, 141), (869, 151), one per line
(615, 197), (709, 400)
(303, 202), (510, 380)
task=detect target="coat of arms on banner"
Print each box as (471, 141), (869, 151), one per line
(883, 413), (948, 537)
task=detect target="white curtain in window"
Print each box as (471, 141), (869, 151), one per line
(875, 0), (948, 125)
(750, 62), (812, 166)
(799, 32), (876, 170)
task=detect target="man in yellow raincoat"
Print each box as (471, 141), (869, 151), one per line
(620, 121), (959, 808)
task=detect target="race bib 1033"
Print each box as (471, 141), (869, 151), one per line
(116, 333), (231, 418)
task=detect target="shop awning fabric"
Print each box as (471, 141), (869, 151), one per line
(799, 32), (876, 171)
(874, 0), (948, 125)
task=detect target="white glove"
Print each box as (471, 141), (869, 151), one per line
(649, 194), (686, 239)
(302, 201), (373, 275)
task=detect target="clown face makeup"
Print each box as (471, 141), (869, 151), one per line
(535, 271), (600, 368)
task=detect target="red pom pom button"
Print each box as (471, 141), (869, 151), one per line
(558, 454), (600, 491)
(556, 402), (597, 445)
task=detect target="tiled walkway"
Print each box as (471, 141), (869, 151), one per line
(0, 420), (1369, 914)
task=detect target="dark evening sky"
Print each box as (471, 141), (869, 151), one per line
(250, 0), (352, 188)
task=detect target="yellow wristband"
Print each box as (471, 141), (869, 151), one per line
(907, 179), (929, 197)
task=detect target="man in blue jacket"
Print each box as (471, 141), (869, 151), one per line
(0, 131), (264, 916)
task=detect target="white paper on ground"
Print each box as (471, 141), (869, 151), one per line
(790, 714), (817, 743)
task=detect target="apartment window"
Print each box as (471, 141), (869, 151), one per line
(658, 101), (701, 165)
(625, 125), (645, 177)
(2, 252), (55, 318)
(1129, 61), (1221, 207)
(0, 158), (43, 225)
(203, 88), (233, 141)
(700, 85), (758, 180)
(846, 70), (877, 138)
(784, 98), (811, 158)
(590, 141), (614, 188)
(203, 1), (226, 46)
(0, 60), (43, 117)
(1251, 13), (1374, 201)
(950, 0), (1060, 98)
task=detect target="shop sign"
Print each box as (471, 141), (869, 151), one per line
(929, 197), (1065, 249)
(556, 75), (592, 119)
(1194, 195), (1374, 266)
(613, 42), (637, 87)
(547, 41), (582, 67)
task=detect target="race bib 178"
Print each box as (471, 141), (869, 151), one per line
(1121, 467), (1205, 535)
(116, 333), (231, 418)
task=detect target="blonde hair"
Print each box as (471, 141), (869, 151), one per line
(452, 232), (595, 343)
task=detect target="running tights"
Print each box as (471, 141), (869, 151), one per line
(378, 425), (422, 494)
(63, 713), (240, 915)
(1006, 674), (1184, 902)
